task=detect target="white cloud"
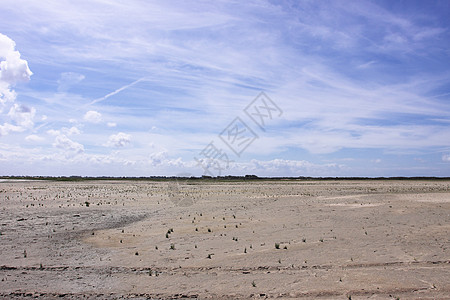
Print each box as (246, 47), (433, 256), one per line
(0, 122), (23, 136)
(62, 126), (81, 135)
(25, 134), (44, 142)
(245, 159), (343, 176)
(57, 72), (85, 92)
(0, 33), (32, 107)
(1, 3), (450, 176)
(0, 33), (32, 85)
(47, 129), (60, 136)
(0, 104), (35, 136)
(105, 132), (131, 148)
(442, 154), (450, 162)
(149, 150), (168, 166)
(52, 134), (84, 156)
(47, 126), (80, 138)
(0, 83), (16, 108)
(83, 110), (102, 123)
(7, 104), (35, 128)
(0, 34), (34, 137)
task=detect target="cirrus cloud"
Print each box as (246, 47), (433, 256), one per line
(57, 72), (85, 92)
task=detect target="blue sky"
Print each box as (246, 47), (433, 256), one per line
(1, 0), (450, 177)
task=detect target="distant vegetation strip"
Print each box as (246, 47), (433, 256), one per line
(1, 175), (450, 181)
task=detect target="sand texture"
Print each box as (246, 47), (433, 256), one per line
(0, 180), (449, 299)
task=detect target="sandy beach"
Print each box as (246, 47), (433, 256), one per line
(0, 179), (449, 299)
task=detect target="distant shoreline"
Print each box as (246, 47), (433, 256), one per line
(1, 175), (450, 182)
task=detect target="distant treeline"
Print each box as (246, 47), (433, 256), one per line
(1, 175), (450, 181)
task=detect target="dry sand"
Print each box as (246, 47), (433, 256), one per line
(0, 179), (449, 299)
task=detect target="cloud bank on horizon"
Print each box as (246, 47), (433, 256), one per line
(0, 0), (449, 177)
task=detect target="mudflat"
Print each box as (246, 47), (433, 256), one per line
(0, 180), (449, 299)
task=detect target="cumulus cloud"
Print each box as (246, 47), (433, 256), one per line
(62, 126), (81, 135)
(149, 151), (168, 166)
(47, 126), (80, 137)
(442, 154), (450, 162)
(104, 132), (131, 148)
(0, 34), (34, 137)
(0, 34), (32, 83)
(0, 104), (35, 136)
(47, 129), (60, 136)
(25, 134), (44, 142)
(0, 122), (23, 135)
(7, 104), (35, 128)
(83, 110), (102, 123)
(0, 83), (16, 107)
(53, 134), (84, 156)
(246, 159), (342, 176)
(0, 33), (32, 107)
(57, 72), (85, 92)
(107, 122), (117, 127)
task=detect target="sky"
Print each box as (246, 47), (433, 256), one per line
(0, 0), (450, 177)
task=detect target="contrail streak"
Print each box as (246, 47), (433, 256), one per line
(88, 77), (146, 106)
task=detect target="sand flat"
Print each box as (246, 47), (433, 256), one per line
(0, 180), (449, 299)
